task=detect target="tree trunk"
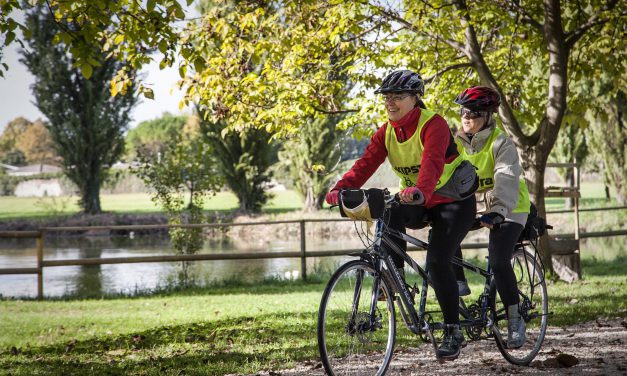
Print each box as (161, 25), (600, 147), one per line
(521, 148), (553, 273)
(80, 178), (102, 214)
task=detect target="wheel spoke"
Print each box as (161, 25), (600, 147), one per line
(491, 250), (548, 366)
(318, 261), (396, 376)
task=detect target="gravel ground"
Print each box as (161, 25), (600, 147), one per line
(238, 318), (627, 376)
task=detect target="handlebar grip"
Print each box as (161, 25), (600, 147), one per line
(393, 191), (424, 205)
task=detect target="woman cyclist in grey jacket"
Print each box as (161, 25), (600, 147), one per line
(453, 86), (530, 349)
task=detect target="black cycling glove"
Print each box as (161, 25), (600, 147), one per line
(479, 212), (505, 226)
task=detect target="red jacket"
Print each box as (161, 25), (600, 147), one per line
(332, 107), (459, 208)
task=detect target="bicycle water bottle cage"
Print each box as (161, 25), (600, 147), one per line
(339, 189), (385, 221)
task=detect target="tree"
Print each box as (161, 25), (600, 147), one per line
(0, 117), (31, 165)
(198, 111), (276, 213)
(20, 7), (138, 214)
(125, 113), (188, 162)
(279, 115), (343, 211)
(134, 132), (222, 284)
(14, 119), (59, 164)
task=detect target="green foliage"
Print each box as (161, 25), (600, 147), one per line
(125, 113), (188, 161)
(278, 115), (343, 211)
(0, 148), (25, 166)
(1, 0), (189, 97)
(134, 133), (222, 270)
(198, 110), (277, 214)
(19, 7), (139, 214)
(587, 90), (627, 204)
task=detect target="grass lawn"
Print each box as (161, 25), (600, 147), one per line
(0, 190), (303, 220)
(1, 255), (625, 376)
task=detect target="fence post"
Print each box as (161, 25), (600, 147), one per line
(300, 220), (307, 281)
(36, 231), (44, 299)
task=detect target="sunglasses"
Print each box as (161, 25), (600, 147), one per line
(460, 108), (484, 119)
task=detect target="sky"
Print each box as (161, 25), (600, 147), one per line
(0, 6), (198, 133)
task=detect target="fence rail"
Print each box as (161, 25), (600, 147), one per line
(1, 212), (626, 299)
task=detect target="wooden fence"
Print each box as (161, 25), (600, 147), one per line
(1, 214), (626, 299)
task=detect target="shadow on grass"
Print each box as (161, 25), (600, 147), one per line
(1, 312), (320, 376)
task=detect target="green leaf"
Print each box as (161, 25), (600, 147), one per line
(147, 0), (156, 12)
(193, 57), (205, 72)
(158, 40), (168, 54)
(81, 64), (93, 79)
(143, 87), (155, 99)
(4, 31), (15, 45)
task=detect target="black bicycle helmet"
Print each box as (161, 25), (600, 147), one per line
(454, 86), (501, 112)
(374, 70), (424, 96)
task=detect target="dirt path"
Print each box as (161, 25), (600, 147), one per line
(241, 318), (627, 376)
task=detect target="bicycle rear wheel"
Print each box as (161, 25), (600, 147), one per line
(318, 260), (396, 376)
(490, 248), (548, 365)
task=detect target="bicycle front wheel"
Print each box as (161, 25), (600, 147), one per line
(490, 248), (549, 365)
(318, 260), (396, 376)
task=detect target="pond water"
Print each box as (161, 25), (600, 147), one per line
(0, 234), (624, 299)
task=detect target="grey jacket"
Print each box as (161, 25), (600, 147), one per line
(456, 120), (528, 226)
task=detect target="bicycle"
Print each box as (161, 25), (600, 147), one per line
(317, 188), (550, 375)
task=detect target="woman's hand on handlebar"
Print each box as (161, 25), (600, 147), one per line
(398, 187), (425, 205)
(325, 190), (339, 206)
(479, 212), (504, 229)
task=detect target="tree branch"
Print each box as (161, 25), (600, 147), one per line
(340, 18), (385, 43)
(312, 106), (359, 115)
(565, 0), (621, 49)
(454, 0), (528, 143)
(423, 62), (472, 83)
(374, 6), (466, 53)
(504, 0), (544, 31)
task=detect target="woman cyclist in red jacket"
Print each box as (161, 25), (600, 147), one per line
(326, 70), (476, 360)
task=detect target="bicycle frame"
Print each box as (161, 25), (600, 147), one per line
(360, 215), (543, 337)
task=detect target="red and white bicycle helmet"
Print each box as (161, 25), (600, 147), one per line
(454, 86), (501, 112)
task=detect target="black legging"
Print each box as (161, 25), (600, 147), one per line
(384, 196), (477, 324)
(454, 222), (523, 307)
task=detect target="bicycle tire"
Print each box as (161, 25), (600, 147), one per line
(490, 248), (549, 365)
(318, 260), (396, 376)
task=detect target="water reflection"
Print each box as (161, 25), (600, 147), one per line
(0, 235), (623, 298)
(0, 235), (364, 298)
